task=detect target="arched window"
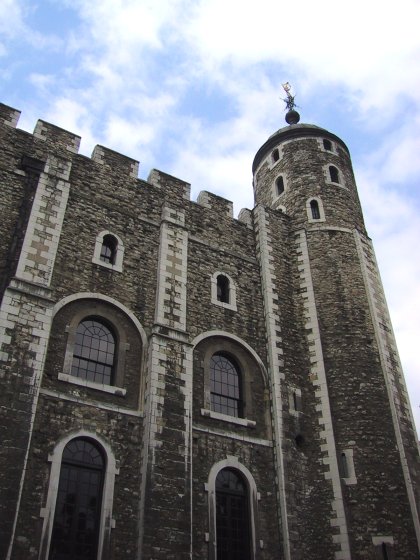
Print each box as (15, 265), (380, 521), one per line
(71, 318), (116, 385)
(329, 165), (339, 183)
(216, 468), (251, 560)
(100, 234), (118, 265)
(49, 438), (105, 560)
(310, 200), (320, 220)
(275, 176), (284, 196)
(271, 148), (280, 163)
(217, 275), (230, 304)
(92, 231), (124, 272)
(210, 353), (242, 417)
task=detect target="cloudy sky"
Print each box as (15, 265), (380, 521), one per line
(1, 0), (419, 431)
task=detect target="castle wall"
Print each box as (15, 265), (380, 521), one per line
(0, 102), (419, 560)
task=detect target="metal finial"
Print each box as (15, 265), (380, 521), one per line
(282, 82), (296, 110)
(281, 82), (300, 125)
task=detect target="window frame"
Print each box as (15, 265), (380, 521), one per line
(39, 432), (118, 560)
(70, 317), (117, 386)
(205, 458), (260, 560)
(271, 148), (280, 163)
(211, 272), (237, 311)
(209, 353), (243, 418)
(198, 336), (267, 428)
(339, 448), (357, 485)
(92, 230), (124, 272)
(322, 138), (333, 152)
(328, 164), (340, 184)
(273, 174), (286, 198)
(60, 308), (128, 396)
(306, 197), (326, 223)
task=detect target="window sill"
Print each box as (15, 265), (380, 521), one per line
(211, 300), (237, 312)
(92, 258), (123, 273)
(58, 372), (126, 396)
(342, 476), (357, 486)
(201, 408), (256, 427)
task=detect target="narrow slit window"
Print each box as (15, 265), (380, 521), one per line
(275, 176), (285, 196)
(271, 148), (280, 163)
(310, 200), (320, 220)
(340, 452), (349, 478)
(293, 391), (302, 412)
(329, 165), (339, 183)
(217, 275), (230, 303)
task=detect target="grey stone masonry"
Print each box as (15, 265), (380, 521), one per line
(0, 102), (419, 560)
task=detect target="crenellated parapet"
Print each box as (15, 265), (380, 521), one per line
(0, 102), (21, 128)
(196, 190), (233, 218)
(92, 144), (139, 179)
(0, 103), (252, 227)
(33, 120), (81, 154)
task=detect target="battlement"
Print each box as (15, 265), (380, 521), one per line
(34, 120), (81, 154)
(0, 103), (21, 128)
(197, 191), (233, 218)
(0, 102), (249, 221)
(92, 145), (139, 179)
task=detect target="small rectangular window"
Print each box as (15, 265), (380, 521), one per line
(323, 139), (333, 151)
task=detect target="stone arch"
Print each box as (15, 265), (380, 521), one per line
(49, 293), (147, 405)
(39, 430), (118, 560)
(205, 456), (259, 560)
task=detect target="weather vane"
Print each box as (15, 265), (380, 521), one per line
(282, 82), (296, 111)
(281, 82), (300, 124)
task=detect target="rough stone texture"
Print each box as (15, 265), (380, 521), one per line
(0, 102), (419, 559)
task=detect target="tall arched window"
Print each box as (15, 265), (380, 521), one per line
(100, 234), (118, 265)
(216, 468), (251, 560)
(210, 353), (242, 417)
(49, 438), (105, 560)
(71, 318), (116, 385)
(217, 275), (230, 304)
(310, 200), (320, 220)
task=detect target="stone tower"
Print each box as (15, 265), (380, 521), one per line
(0, 100), (419, 560)
(251, 110), (420, 558)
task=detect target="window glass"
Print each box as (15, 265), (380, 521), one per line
(71, 319), (115, 385)
(329, 165), (339, 183)
(100, 235), (117, 265)
(49, 439), (104, 560)
(217, 275), (230, 303)
(271, 148), (280, 162)
(275, 176), (284, 196)
(210, 354), (242, 417)
(310, 200), (320, 220)
(323, 139), (332, 151)
(216, 468), (250, 560)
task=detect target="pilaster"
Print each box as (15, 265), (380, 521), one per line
(0, 154), (72, 558)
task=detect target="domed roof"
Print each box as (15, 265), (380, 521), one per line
(252, 122), (350, 173)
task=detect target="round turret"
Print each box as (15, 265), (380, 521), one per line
(252, 121), (366, 233)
